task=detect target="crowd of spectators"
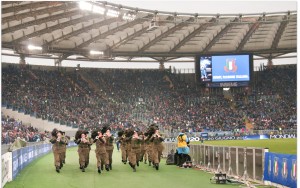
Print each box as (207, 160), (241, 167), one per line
(2, 64), (296, 137)
(1, 114), (48, 144)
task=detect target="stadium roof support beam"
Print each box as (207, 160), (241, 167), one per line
(44, 17), (119, 47)
(109, 27), (149, 50)
(74, 15), (153, 49)
(137, 17), (194, 53)
(202, 18), (239, 53)
(271, 16), (288, 50)
(11, 14), (100, 44)
(111, 47), (296, 58)
(168, 20), (214, 53)
(2, 1), (14, 5)
(236, 17), (263, 52)
(2, 2), (77, 23)
(2, 1), (63, 14)
(2, 9), (82, 35)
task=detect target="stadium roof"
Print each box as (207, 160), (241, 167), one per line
(1, 1), (297, 63)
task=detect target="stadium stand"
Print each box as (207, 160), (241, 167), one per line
(2, 64), (296, 137)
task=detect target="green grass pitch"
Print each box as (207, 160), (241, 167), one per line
(5, 138), (296, 188)
(4, 146), (240, 188)
(191, 138), (297, 154)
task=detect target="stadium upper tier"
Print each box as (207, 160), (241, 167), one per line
(1, 1), (297, 61)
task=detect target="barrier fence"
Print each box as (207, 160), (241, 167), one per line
(2, 141), (296, 187)
(1, 141), (76, 188)
(163, 143), (266, 182)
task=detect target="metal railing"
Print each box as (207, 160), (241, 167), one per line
(163, 143), (265, 183)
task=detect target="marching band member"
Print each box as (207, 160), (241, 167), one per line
(103, 126), (114, 170)
(128, 130), (142, 172)
(139, 132), (147, 164)
(75, 130), (91, 172)
(61, 131), (68, 164)
(92, 130), (109, 174)
(118, 130), (128, 164)
(50, 129), (67, 173)
(150, 128), (164, 170)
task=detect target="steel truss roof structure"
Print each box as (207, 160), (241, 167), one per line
(2, 1), (297, 63)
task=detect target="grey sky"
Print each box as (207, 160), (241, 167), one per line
(108, 0), (297, 14)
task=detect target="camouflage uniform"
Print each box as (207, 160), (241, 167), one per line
(128, 136), (141, 172)
(119, 135), (128, 163)
(105, 136), (114, 170)
(75, 137), (91, 172)
(61, 135), (69, 164)
(94, 136), (109, 173)
(145, 138), (153, 165)
(50, 136), (67, 173)
(150, 134), (164, 170)
(139, 134), (147, 163)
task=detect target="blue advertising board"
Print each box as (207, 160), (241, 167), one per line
(11, 141), (76, 179)
(12, 143), (52, 179)
(243, 134), (269, 140)
(264, 152), (297, 188)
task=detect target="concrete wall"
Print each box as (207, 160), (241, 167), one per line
(2, 108), (77, 137)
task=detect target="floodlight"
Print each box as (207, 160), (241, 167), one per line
(28, 45), (42, 51)
(90, 50), (104, 55)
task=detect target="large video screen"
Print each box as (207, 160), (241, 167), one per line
(198, 54), (251, 83)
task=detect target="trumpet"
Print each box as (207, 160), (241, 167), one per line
(57, 136), (61, 142)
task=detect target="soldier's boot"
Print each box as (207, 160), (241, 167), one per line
(105, 164), (110, 171)
(109, 163), (112, 170)
(155, 163), (159, 170)
(133, 165), (136, 172)
(56, 166), (60, 173)
(97, 166), (101, 174)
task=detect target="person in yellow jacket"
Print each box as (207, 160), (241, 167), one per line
(176, 129), (190, 167)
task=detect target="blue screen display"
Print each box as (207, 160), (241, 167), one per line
(212, 55), (250, 82)
(199, 54), (251, 83)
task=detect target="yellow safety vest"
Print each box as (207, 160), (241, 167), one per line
(177, 134), (187, 147)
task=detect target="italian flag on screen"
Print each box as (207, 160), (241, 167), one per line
(292, 162), (296, 177)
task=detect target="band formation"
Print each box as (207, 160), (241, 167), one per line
(50, 124), (164, 173)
